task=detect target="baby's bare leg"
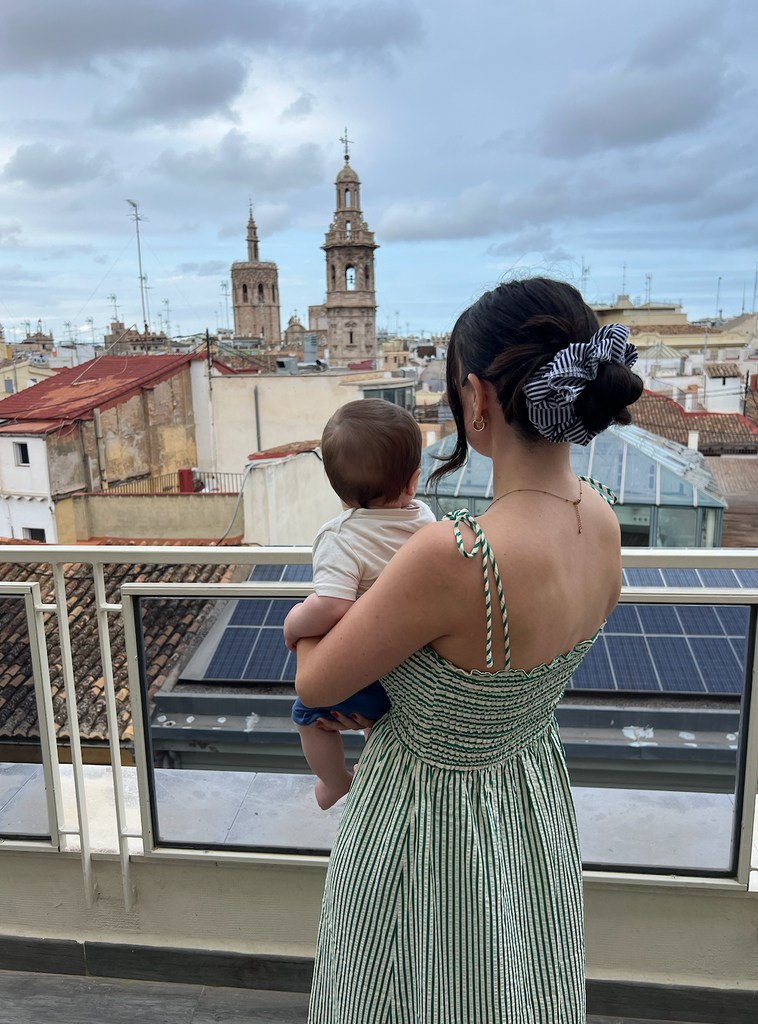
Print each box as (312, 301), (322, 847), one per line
(297, 722), (353, 810)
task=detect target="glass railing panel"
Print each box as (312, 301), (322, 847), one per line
(563, 597), (753, 875)
(0, 590), (53, 841)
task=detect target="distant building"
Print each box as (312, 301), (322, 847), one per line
(0, 354), (201, 542)
(103, 320), (172, 355)
(231, 207), (282, 345)
(0, 359), (58, 395)
(321, 150), (378, 365)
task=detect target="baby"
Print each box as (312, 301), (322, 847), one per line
(284, 399), (435, 809)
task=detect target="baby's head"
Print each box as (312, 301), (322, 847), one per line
(321, 399), (422, 509)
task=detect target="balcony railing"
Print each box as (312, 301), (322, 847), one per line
(0, 543), (756, 998)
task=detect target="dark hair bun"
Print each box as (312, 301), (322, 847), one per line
(573, 363), (643, 436)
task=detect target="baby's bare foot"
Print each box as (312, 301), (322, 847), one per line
(314, 774), (352, 810)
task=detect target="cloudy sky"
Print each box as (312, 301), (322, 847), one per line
(0, 0), (756, 342)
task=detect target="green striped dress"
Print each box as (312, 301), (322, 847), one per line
(309, 507), (603, 1023)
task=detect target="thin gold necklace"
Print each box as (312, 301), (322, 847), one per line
(488, 478), (583, 534)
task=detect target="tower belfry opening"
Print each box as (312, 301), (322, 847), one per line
(321, 131), (378, 364)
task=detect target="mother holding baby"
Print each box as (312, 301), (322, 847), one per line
(295, 277), (642, 1023)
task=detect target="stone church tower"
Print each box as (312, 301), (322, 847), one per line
(322, 144), (378, 364)
(231, 208), (282, 344)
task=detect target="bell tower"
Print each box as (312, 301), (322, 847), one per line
(322, 131), (378, 364)
(231, 205), (282, 345)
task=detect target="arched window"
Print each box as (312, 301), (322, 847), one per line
(345, 266), (355, 290)
(345, 220), (352, 239)
(242, 283), (248, 303)
(345, 188), (352, 208)
(258, 283), (264, 302)
(272, 284), (276, 301)
(331, 264), (336, 289)
(364, 264), (370, 287)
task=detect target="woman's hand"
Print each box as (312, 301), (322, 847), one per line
(315, 711), (375, 735)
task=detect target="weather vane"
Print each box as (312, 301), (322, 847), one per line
(340, 127), (353, 161)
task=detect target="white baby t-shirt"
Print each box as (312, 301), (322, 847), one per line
(312, 501), (436, 602)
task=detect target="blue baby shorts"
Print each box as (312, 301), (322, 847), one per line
(291, 681), (390, 726)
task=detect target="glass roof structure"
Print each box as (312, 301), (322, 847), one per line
(419, 424), (726, 509)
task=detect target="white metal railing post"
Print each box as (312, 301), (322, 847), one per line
(51, 563), (95, 906)
(27, 585), (64, 848)
(92, 563), (135, 910)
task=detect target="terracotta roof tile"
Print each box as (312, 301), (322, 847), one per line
(0, 554), (241, 745)
(0, 354), (200, 427)
(632, 392), (758, 453)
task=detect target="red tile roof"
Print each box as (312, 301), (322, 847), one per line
(0, 553), (240, 744)
(632, 392), (758, 452)
(0, 354), (200, 428)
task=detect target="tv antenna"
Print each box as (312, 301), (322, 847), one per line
(126, 199), (148, 328)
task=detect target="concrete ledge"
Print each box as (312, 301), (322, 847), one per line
(2, 936), (757, 1022)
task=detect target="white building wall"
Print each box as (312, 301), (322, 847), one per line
(243, 452), (341, 546)
(0, 434), (57, 540)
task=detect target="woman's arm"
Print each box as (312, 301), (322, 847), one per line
(295, 521), (460, 707)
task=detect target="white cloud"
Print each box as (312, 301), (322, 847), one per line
(1, 142), (112, 190)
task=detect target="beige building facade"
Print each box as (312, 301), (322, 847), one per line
(231, 208), (282, 345)
(322, 154), (378, 364)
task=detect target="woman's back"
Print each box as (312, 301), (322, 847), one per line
(428, 480), (621, 675)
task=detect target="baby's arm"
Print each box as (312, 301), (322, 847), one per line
(283, 593), (354, 651)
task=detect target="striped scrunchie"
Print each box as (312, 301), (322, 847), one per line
(522, 323), (638, 445)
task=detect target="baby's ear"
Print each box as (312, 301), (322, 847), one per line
(406, 467), (421, 497)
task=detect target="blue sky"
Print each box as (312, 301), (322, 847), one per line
(0, 0), (756, 342)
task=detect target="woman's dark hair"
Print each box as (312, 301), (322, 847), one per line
(430, 277), (643, 485)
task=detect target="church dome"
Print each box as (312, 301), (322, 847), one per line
(336, 159), (359, 182)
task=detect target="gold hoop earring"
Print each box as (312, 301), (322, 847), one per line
(472, 416), (486, 432)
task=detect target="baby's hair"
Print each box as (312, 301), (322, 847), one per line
(321, 399), (422, 508)
(431, 277), (642, 485)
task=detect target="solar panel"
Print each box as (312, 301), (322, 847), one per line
(243, 628), (289, 680)
(735, 569), (758, 588)
(606, 604), (643, 633)
(283, 564), (313, 582)
(604, 636), (659, 691)
(569, 637), (616, 690)
(282, 650), (297, 681)
(230, 599), (271, 626)
(661, 568), (701, 587)
(265, 599), (300, 626)
(624, 568), (665, 587)
(698, 568), (741, 588)
(205, 627), (259, 680)
(689, 637), (743, 694)
(636, 604), (683, 634)
(646, 637), (704, 693)
(248, 563), (286, 582)
(676, 605), (725, 637)
(716, 605), (749, 635)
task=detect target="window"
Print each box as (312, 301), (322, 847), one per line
(242, 283), (248, 303)
(345, 188), (352, 208)
(22, 527), (46, 542)
(345, 266), (355, 290)
(345, 220), (352, 239)
(348, 331), (354, 345)
(4, 379), (13, 393)
(258, 283), (264, 303)
(331, 265), (336, 289)
(14, 442), (30, 466)
(364, 264), (370, 287)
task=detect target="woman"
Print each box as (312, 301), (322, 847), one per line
(295, 277), (643, 1023)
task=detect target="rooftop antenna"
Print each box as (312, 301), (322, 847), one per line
(220, 281), (230, 330)
(715, 275), (722, 320)
(644, 273), (652, 305)
(142, 273), (152, 331)
(107, 293), (120, 322)
(125, 199), (148, 328)
(163, 298), (171, 338)
(339, 127), (353, 162)
(580, 259), (590, 296)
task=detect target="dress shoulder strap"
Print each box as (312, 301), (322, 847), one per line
(445, 509), (510, 670)
(579, 476), (617, 505)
